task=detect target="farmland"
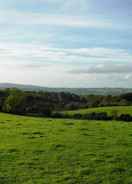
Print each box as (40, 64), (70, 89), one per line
(0, 113), (132, 183)
(64, 106), (132, 116)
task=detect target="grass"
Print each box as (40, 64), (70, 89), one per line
(63, 106), (132, 116)
(0, 113), (132, 183)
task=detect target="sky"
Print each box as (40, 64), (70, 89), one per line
(0, 0), (132, 88)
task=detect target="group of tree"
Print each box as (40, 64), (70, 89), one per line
(0, 88), (132, 118)
(0, 88), (87, 116)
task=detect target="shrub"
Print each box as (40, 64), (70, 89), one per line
(82, 112), (112, 120)
(73, 113), (82, 119)
(52, 112), (64, 118)
(116, 114), (132, 122)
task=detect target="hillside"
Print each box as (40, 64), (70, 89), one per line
(0, 83), (132, 95)
(0, 113), (132, 183)
(64, 106), (132, 116)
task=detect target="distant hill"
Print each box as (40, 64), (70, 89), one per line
(0, 83), (132, 96)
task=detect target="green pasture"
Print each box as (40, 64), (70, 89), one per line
(0, 113), (132, 183)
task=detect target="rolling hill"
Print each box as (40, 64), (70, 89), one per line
(0, 83), (132, 95)
(63, 106), (132, 116)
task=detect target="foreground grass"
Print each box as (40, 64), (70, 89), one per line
(64, 106), (132, 116)
(0, 113), (132, 183)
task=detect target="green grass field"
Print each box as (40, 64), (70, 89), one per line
(0, 113), (132, 183)
(64, 106), (132, 116)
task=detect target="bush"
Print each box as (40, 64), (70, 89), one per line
(82, 112), (112, 120)
(72, 113), (82, 119)
(116, 114), (132, 122)
(52, 112), (64, 118)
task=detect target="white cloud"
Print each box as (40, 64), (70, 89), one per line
(0, 10), (113, 28)
(70, 63), (132, 74)
(124, 74), (132, 80)
(0, 42), (132, 66)
(0, 41), (132, 87)
(65, 48), (132, 62)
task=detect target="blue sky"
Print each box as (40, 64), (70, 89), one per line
(0, 0), (132, 87)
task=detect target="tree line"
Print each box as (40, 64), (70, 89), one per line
(0, 88), (132, 118)
(0, 88), (87, 116)
(55, 112), (132, 122)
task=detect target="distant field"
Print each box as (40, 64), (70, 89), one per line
(64, 106), (132, 116)
(1, 113), (132, 183)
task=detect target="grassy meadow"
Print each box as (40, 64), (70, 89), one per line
(63, 106), (132, 116)
(0, 113), (132, 183)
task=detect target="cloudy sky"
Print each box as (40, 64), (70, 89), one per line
(0, 0), (132, 87)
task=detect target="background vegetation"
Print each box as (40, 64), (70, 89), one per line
(0, 88), (132, 116)
(0, 88), (132, 122)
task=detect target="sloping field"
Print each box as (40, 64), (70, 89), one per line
(0, 113), (132, 183)
(64, 106), (132, 116)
